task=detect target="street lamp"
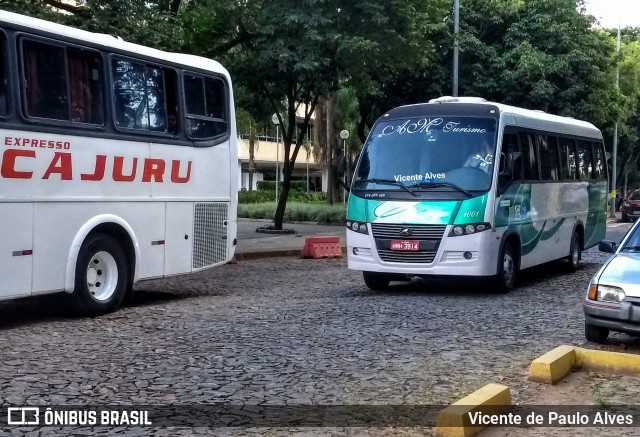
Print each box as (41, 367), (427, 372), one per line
(453, 0), (459, 97)
(340, 129), (350, 203)
(610, 22), (621, 218)
(271, 113), (280, 205)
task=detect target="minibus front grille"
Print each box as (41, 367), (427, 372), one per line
(370, 223), (447, 239)
(371, 223), (446, 264)
(193, 202), (228, 269)
(376, 250), (438, 263)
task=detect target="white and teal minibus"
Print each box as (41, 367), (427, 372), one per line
(346, 97), (608, 292)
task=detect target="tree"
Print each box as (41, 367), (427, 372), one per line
(182, 0), (449, 229)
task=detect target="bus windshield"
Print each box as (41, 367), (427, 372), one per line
(353, 116), (497, 192)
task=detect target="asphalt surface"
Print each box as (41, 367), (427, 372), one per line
(0, 214), (637, 437)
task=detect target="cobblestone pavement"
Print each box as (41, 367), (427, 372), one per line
(1, 247), (639, 436)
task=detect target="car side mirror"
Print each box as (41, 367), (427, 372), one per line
(598, 240), (617, 253)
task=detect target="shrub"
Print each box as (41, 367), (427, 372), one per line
(237, 202), (346, 224)
(239, 189), (326, 204)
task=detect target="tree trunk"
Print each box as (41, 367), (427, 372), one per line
(325, 92), (337, 204)
(248, 136), (256, 191)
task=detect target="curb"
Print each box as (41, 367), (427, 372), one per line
(232, 246), (347, 261)
(528, 345), (640, 385)
(436, 383), (511, 437)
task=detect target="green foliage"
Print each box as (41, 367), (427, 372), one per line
(239, 187), (326, 203)
(238, 202), (345, 224)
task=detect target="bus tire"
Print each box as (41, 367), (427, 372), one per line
(363, 272), (391, 290)
(72, 233), (128, 316)
(566, 231), (582, 272)
(494, 241), (516, 293)
(585, 322), (609, 344)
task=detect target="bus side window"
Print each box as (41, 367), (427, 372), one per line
(183, 74), (227, 140)
(519, 132), (538, 180)
(577, 140), (593, 180)
(0, 32), (7, 116)
(498, 132), (522, 192)
(591, 141), (605, 180)
(112, 58), (167, 132)
(21, 39), (103, 125)
(558, 137), (577, 180)
(22, 39), (68, 120)
(538, 134), (559, 181)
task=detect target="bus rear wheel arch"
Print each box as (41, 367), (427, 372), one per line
(72, 233), (129, 316)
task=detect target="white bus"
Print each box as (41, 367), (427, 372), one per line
(0, 11), (238, 315)
(347, 97), (608, 292)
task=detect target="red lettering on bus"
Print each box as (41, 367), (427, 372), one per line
(142, 159), (165, 182)
(42, 152), (72, 180)
(170, 160), (192, 183)
(113, 156), (137, 182)
(1, 149), (35, 179)
(4, 137), (10, 146)
(81, 155), (106, 181)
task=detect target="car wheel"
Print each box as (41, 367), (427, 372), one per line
(73, 233), (128, 316)
(566, 231), (582, 272)
(493, 241), (516, 293)
(585, 322), (609, 344)
(363, 272), (391, 290)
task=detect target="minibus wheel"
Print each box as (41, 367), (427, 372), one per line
(363, 272), (391, 290)
(73, 233), (128, 316)
(494, 241), (516, 293)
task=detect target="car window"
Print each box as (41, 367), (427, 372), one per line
(622, 224), (640, 250)
(630, 191), (640, 201)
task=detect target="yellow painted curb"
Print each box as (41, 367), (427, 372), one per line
(528, 345), (577, 384)
(528, 345), (640, 385)
(436, 383), (511, 437)
(576, 348), (640, 375)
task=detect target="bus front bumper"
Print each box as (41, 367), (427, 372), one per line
(346, 227), (500, 277)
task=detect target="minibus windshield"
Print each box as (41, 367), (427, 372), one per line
(353, 116), (497, 192)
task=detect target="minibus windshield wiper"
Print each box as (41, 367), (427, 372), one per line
(356, 178), (418, 196)
(407, 181), (473, 198)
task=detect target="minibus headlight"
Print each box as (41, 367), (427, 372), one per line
(346, 220), (369, 235)
(449, 222), (491, 237)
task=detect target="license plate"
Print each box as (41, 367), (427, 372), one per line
(632, 211), (640, 215)
(390, 240), (419, 251)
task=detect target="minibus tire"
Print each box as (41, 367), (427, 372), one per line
(72, 233), (128, 316)
(363, 272), (391, 290)
(494, 241), (516, 293)
(566, 231), (582, 272)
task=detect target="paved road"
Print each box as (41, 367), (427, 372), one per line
(0, 222), (638, 436)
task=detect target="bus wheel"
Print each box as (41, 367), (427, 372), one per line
(566, 231), (582, 272)
(494, 242), (516, 293)
(585, 322), (609, 344)
(73, 233), (128, 316)
(363, 272), (391, 290)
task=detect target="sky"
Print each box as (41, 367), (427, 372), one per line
(582, 0), (640, 29)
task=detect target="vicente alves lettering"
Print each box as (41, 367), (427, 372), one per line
(394, 172), (445, 182)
